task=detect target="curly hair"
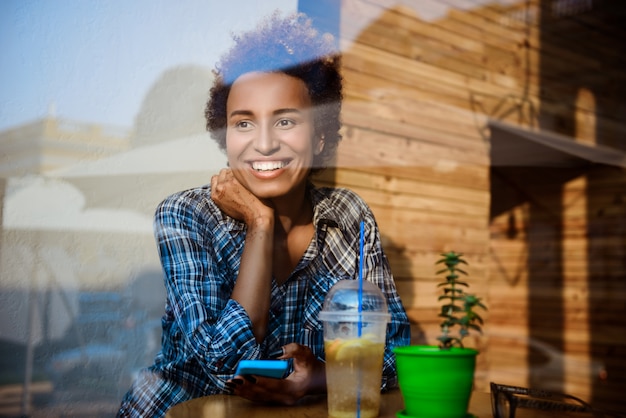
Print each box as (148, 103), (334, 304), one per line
(205, 12), (343, 172)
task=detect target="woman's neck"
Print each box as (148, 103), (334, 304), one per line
(271, 186), (313, 235)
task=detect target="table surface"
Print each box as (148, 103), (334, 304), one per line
(165, 389), (493, 418)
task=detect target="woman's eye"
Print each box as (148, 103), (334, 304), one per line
(276, 119), (294, 128)
(235, 120), (251, 129)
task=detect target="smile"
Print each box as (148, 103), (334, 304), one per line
(251, 160), (289, 172)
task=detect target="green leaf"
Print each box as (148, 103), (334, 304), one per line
(471, 313), (484, 324)
(442, 288), (464, 295)
(468, 324), (483, 333)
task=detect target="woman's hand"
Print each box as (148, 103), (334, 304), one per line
(210, 168), (273, 226)
(226, 343), (326, 405)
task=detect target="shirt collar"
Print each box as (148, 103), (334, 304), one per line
(309, 185), (344, 233)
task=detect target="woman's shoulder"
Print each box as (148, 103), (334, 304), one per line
(157, 183), (212, 209)
(154, 183), (221, 223)
(313, 186), (368, 208)
(312, 186), (373, 227)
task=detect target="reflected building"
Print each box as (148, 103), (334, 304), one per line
(0, 118), (130, 178)
(0, 65), (225, 416)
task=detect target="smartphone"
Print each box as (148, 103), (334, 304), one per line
(235, 359), (289, 378)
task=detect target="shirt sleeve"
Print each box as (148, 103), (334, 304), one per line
(154, 191), (262, 376)
(361, 208), (412, 391)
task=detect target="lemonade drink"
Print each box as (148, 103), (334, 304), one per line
(319, 280), (390, 418)
(325, 336), (385, 418)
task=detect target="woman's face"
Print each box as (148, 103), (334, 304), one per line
(225, 71), (323, 200)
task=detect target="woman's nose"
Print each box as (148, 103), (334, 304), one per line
(253, 125), (280, 155)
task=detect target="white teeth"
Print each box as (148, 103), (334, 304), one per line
(251, 161), (285, 171)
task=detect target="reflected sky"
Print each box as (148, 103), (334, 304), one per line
(0, 0), (296, 131)
(0, 0), (523, 133)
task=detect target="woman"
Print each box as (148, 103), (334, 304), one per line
(117, 12), (410, 417)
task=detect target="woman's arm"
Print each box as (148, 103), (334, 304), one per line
(155, 184), (273, 379)
(210, 169), (275, 343)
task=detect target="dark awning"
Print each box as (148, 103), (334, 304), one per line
(489, 120), (626, 168)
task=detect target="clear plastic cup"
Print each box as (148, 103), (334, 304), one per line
(319, 280), (390, 418)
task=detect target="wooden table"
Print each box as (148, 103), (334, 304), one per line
(165, 390), (493, 418)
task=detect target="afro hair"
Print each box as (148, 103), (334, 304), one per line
(205, 11), (343, 172)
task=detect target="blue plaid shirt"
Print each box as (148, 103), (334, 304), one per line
(117, 184), (410, 417)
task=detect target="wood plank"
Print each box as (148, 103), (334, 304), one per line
(356, 186), (488, 218)
(342, 99), (488, 156)
(441, 2), (617, 81)
(335, 129), (489, 187)
(342, 42), (532, 105)
(315, 167), (489, 206)
(347, 2), (624, 131)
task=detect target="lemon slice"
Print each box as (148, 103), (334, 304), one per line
(335, 338), (374, 361)
(325, 338), (342, 357)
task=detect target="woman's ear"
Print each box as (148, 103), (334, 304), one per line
(314, 135), (325, 156)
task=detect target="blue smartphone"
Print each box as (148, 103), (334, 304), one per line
(235, 359), (288, 378)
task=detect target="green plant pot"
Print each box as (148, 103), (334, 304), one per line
(394, 345), (478, 418)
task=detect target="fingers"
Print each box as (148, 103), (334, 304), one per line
(268, 346), (285, 359)
(211, 169), (235, 200)
(227, 375), (294, 404)
(217, 168), (232, 182)
(210, 173), (217, 187)
(281, 343), (310, 360)
(280, 343), (317, 376)
(280, 343), (299, 358)
(212, 168), (230, 185)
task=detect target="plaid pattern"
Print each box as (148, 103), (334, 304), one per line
(117, 185), (410, 418)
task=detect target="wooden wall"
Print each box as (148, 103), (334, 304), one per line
(312, 0), (626, 411)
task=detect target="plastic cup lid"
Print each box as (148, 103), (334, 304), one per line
(319, 280), (390, 323)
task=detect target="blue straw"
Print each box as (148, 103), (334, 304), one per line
(357, 220), (364, 418)
(358, 220), (364, 337)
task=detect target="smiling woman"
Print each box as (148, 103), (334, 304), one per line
(224, 72), (318, 201)
(205, 11), (343, 173)
(116, 11), (410, 418)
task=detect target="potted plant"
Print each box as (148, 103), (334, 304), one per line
(393, 251), (487, 418)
